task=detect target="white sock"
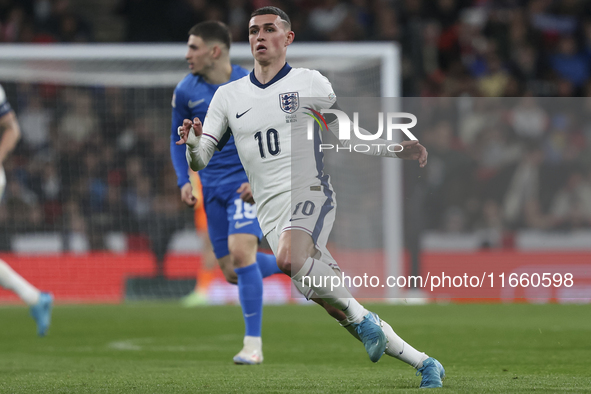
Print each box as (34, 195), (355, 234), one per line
(243, 335), (262, 351)
(292, 257), (367, 323)
(339, 318), (361, 341)
(0, 260), (40, 305)
(381, 320), (429, 369)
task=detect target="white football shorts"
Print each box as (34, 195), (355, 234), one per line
(264, 186), (340, 299)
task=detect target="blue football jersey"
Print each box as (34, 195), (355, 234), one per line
(170, 65), (249, 189)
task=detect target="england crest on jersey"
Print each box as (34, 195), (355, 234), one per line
(279, 92), (299, 114)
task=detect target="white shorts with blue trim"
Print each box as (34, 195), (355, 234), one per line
(264, 187), (340, 299)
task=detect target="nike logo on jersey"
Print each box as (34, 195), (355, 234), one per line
(188, 99), (205, 108)
(244, 312), (257, 318)
(289, 218), (306, 222)
(235, 221), (253, 229)
(236, 108), (252, 118)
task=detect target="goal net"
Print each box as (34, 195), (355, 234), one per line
(0, 43), (401, 303)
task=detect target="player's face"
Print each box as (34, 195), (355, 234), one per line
(185, 35), (214, 75)
(248, 15), (293, 65)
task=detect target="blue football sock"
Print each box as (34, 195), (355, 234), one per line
(256, 252), (282, 278)
(235, 263), (263, 337)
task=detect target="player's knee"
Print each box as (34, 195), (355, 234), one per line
(275, 250), (291, 274)
(228, 248), (254, 269)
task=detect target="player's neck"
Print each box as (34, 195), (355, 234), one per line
(202, 62), (233, 85)
(254, 59), (286, 84)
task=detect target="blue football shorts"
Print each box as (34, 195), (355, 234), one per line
(202, 181), (263, 259)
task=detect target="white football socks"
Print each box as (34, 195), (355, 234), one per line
(339, 317), (428, 369)
(381, 320), (429, 369)
(293, 257), (367, 323)
(243, 335), (262, 351)
(0, 260), (40, 306)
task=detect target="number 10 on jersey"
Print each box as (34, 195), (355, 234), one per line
(254, 129), (281, 158)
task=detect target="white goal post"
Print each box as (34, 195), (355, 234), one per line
(0, 42), (402, 300)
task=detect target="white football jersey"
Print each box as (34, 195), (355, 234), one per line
(200, 64), (337, 234)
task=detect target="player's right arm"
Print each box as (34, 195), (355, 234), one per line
(177, 88), (228, 172)
(0, 85), (21, 197)
(0, 86), (21, 164)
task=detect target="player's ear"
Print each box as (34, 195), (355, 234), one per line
(285, 31), (295, 46)
(211, 44), (222, 59)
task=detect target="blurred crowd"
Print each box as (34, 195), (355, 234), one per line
(0, 0), (93, 43)
(0, 84), (186, 253)
(405, 97), (591, 245)
(1, 0), (591, 251)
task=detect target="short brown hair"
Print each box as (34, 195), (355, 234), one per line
(251, 6), (291, 30)
(188, 21), (231, 49)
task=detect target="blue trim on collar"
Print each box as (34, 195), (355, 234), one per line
(249, 63), (292, 89)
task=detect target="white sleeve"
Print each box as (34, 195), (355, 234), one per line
(184, 88), (229, 171)
(310, 70), (337, 110)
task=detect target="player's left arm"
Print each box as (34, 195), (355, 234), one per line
(311, 72), (427, 167)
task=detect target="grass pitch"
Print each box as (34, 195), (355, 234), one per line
(0, 303), (590, 393)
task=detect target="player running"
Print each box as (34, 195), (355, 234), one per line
(170, 21), (283, 365)
(0, 84), (53, 336)
(177, 7), (446, 388)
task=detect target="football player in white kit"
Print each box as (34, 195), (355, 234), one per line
(177, 7), (445, 388)
(0, 84), (53, 336)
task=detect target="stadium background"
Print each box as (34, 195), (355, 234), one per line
(0, 0), (591, 303)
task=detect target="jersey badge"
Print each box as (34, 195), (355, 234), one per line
(279, 92), (299, 114)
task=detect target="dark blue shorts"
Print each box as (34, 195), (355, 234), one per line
(202, 182), (263, 259)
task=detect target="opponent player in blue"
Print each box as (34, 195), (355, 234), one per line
(170, 21), (282, 365)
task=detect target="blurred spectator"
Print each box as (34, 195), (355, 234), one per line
(57, 89), (98, 145)
(168, 0), (209, 41)
(549, 36), (589, 89)
(115, 0), (171, 42)
(0, 5), (26, 42)
(477, 54), (510, 96)
(16, 93), (52, 152)
(503, 144), (544, 228)
(549, 170), (591, 229)
(508, 96), (548, 141)
(308, 0), (349, 40)
(423, 120), (472, 230)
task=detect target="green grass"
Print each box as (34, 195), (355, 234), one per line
(0, 303), (590, 393)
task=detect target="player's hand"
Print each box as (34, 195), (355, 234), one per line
(176, 118), (203, 146)
(396, 140), (428, 168)
(237, 183), (255, 204)
(180, 182), (197, 207)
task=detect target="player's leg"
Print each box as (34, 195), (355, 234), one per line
(227, 232), (264, 364)
(276, 229), (387, 362)
(282, 231), (443, 385)
(255, 251), (282, 278)
(226, 191), (280, 365)
(312, 295), (434, 369)
(0, 260), (53, 336)
(273, 190), (444, 386)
